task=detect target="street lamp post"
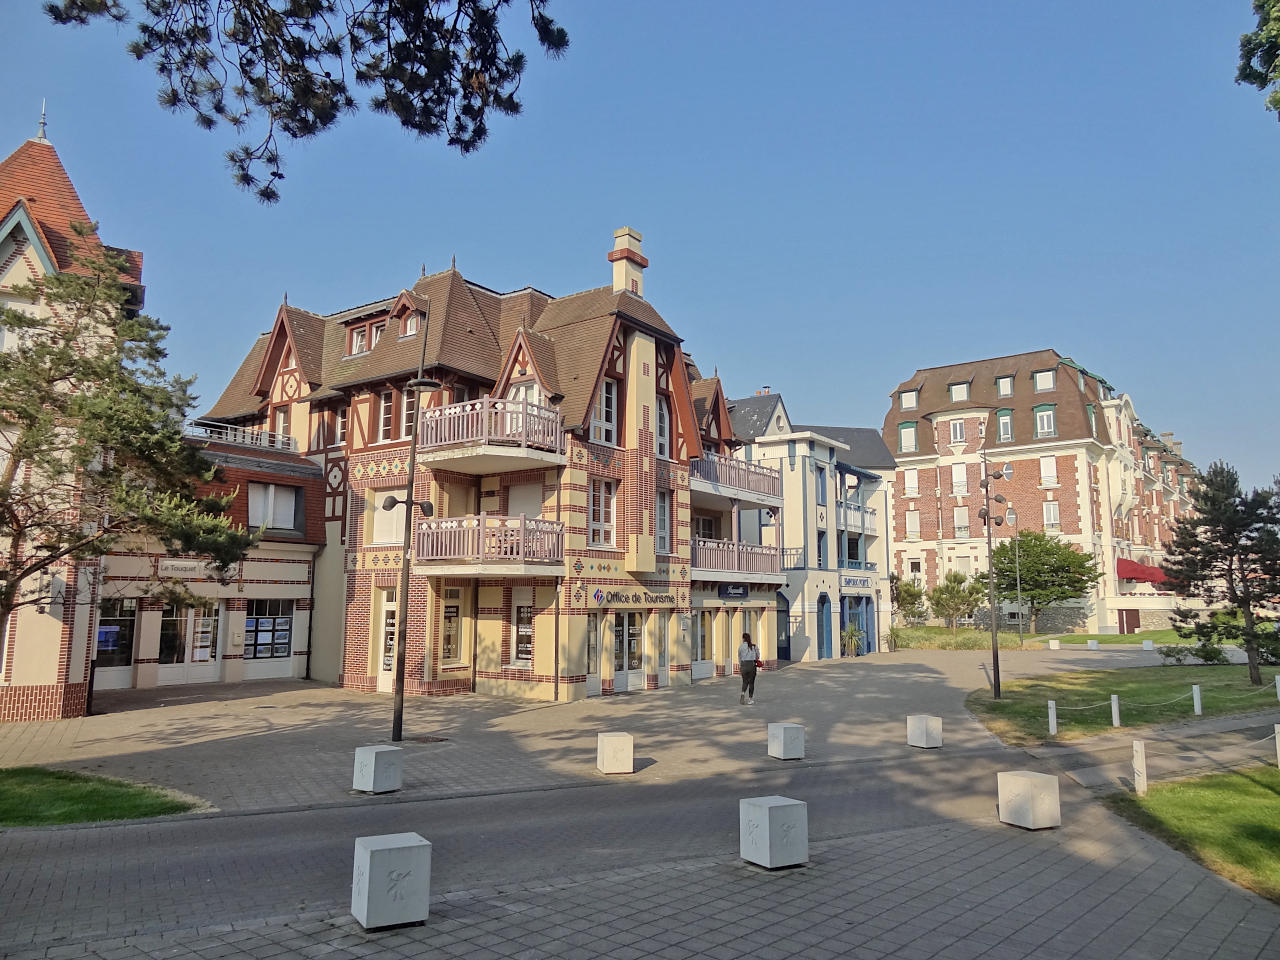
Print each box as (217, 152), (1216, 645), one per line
(1006, 507), (1023, 647)
(385, 304), (441, 743)
(979, 449), (1011, 699)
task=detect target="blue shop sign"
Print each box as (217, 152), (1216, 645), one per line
(841, 575), (872, 590)
(718, 583), (749, 600)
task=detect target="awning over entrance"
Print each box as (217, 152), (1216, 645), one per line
(1117, 557), (1167, 584)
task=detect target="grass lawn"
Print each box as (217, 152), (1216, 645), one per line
(1107, 766), (1280, 903)
(0, 767), (197, 826)
(891, 625), (1043, 651)
(1058, 629), (1180, 645)
(966, 664), (1280, 744)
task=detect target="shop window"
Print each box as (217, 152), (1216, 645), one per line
(95, 598), (137, 668)
(441, 593), (461, 662)
(159, 603), (219, 664)
(378, 588), (397, 671)
(586, 612), (599, 675)
(246, 599), (294, 660)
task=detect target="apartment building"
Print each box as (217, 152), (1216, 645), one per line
(882, 350), (1195, 633)
(729, 391), (895, 661)
(0, 131), (325, 721)
(206, 228), (784, 701)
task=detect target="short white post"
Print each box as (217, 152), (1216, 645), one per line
(768, 722), (806, 760)
(1048, 636), (1061, 651)
(1192, 684), (1202, 716)
(1274, 725), (1279, 769)
(352, 833), (431, 929)
(1087, 638), (1099, 651)
(353, 745), (404, 794)
(1275, 676), (1279, 702)
(1048, 700), (1058, 736)
(906, 715), (943, 749)
(1133, 740), (1147, 797)
(1111, 694), (1120, 728)
(739, 796), (809, 868)
(1141, 638), (1154, 651)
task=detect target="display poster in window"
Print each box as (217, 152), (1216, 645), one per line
(193, 628), (213, 662)
(96, 625), (119, 654)
(515, 606), (533, 661)
(444, 605), (459, 619)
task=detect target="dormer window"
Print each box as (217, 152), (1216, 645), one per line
(591, 379), (618, 446)
(402, 311), (421, 337)
(1033, 369), (1056, 393)
(996, 376), (1013, 398)
(370, 322), (386, 349)
(900, 390), (918, 411)
(349, 327), (367, 356)
(949, 382), (969, 403)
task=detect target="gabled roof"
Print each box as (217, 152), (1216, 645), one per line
(0, 138), (142, 284)
(793, 424), (897, 470)
(727, 394), (783, 441)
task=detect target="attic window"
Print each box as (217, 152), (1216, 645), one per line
(370, 322), (386, 348)
(402, 311), (421, 337)
(349, 327), (367, 356)
(282, 347), (295, 371)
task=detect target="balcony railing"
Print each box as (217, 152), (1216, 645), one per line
(690, 452), (781, 499)
(418, 398), (565, 454)
(691, 537), (781, 575)
(186, 419), (298, 453)
(841, 559), (879, 572)
(415, 514), (564, 564)
(837, 501), (878, 534)
(782, 547), (806, 570)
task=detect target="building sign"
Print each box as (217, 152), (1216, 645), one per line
(591, 588), (684, 608)
(158, 557), (209, 578)
(841, 575), (872, 590)
(717, 584), (749, 600)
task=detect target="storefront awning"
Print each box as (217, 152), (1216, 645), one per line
(1117, 558), (1167, 584)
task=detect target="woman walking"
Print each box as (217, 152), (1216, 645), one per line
(738, 632), (760, 705)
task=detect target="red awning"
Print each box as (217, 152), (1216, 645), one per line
(1117, 558), (1167, 584)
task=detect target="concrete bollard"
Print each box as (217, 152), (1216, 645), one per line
(1133, 740), (1147, 797)
(768, 723), (805, 760)
(1275, 725), (1279, 769)
(997, 771), (1061, 830)
(1048, 636), (1061, 651)
(596, 732), (634, 774)
(906, 715), (943, 749)
(353, 745), (404, 794)
(1141, 638), (1154, 651)
(1275, 676), (1279, 702)
(1192, 684), (1202, 716)
(1048, 700), (1058, 736)
(1087, 638), (1099, 651)
(739, 795), (809, 869)
(1111, 694), (1121, 728)
(352, 833), (431, 929)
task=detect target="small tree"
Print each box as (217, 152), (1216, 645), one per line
(982, 531), (1102, 634)
(927, 571), (986, 634)
(894, 578), (927, 624)
(0, 227), (255, 650)
(1238, 1), (1280, 122)
(1161, 461), (1280, 686)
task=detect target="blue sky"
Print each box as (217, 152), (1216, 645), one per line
(4, 2), (1278, 487)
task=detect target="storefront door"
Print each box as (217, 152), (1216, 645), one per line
(156, 603), (222, 685)
(585, 612), (602, 696)
(93, 598), (138, 690)
(612, 611), (645, 692)
(817, 593), (832, 660)
(691, 609), (714, 680)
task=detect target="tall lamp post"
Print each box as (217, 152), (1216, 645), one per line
(383, 306), (441, 743)
(979, 449), (1012, 699)
(1005, 506), (1024, 647)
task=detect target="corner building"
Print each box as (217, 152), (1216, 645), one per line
(207, 228), (783, 700)
(881, 350), (1194, 634)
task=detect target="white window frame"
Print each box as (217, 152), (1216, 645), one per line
(997, 412), (1013, 443)
(899, 423), (917, 453)
(401, 388), (417, 440)
(949, 420), (965, 444)
(951, 462), (968, 496)
(349, 326), (367, 356)
(589, 478), (616, 547)
(996, 376), (1013, 398)
(655, 397), (671, 460)
(335, 407), (347, 446)
(900, 390), (918, 411)
(378, 390), (394, 442)
(1043, 500), (1061, 531)
(402, 311), (420, 337)
(903, 468), (919, 498)
(371, 488), (406, 545)
(1039, 456), (1059, 486)
(905, 510), (921, 541)
(949, 382), (969, 403)
(1033, 369), (1056, 393)
(248, 483), (300, 532)
(591, 379), (618, 446)
(1035, 407), (1056, 438)
(655, 489), (671, 555)
(953, 506), (969, 539)
(370, 322), (385, 349)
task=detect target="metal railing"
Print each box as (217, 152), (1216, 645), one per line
(837, 501), (878, 534)
(782, 546), (806, 570)
(691, 537), (782, 574)
(841, 559), (879, 572)
(690, 452), (781, 498)
(418, 398), (565, 454)
(186, 419), (298, 453)
(414, 514), (565, 564)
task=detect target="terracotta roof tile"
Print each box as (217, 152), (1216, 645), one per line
(207, 334), (271, 419)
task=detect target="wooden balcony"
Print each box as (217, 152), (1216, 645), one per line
(187, 419), (298, 453)
(414, 514), (565, 575)
(690, 537), (784, 583)
(417, 398), (566, 474)
(837, 501), (878, 535)
(689, 452), (782, 508)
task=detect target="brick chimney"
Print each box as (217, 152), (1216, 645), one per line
(608, 226), (648, 296)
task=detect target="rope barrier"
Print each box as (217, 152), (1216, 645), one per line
(1055, 700), (1113, 711)
(1126, 691), (1194, 708)
(1209, 687), (1278, 700)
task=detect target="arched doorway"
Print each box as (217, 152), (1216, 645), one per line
(817, 593), (832, 660)
(776, 592), (791, 661)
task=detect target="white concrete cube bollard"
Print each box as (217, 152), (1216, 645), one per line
(596, 732), (634, 774)
(1048, 636), (1061, 651)
(739, 795), (809, 869)
(1141, 638), (1154, 651)
(353, 745), (404, 794)
(997, 771), (1061, 830)
(1087, 638), (1099, 651)
(351, 833), (431, 929)
(906, 715), (943, 749)
(768, 723), (805, 760)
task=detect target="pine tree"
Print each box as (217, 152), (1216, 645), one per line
(890, 573), (927, 624)
(983, 531), (1102, 634)
(45, 1), (571, 202)
(1238, 1), (1280, 121)
(1161, 461), (1280, 686)
(927, 572), (986, 635)
(0, 225), (254, 649)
